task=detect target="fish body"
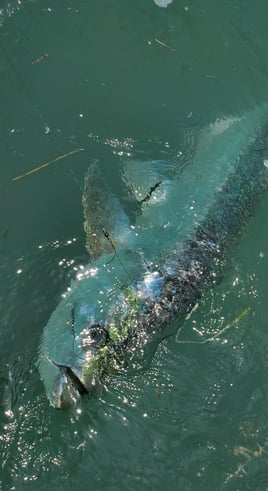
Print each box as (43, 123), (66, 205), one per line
(38, 107), (268, 408)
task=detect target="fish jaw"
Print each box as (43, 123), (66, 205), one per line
(39, 342), (111, 408)
(38, 355), (83, 408)
(52, 368), (82, 409)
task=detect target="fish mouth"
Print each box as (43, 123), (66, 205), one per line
(45, 321), (111, 408)
(50, 360), (89, 409)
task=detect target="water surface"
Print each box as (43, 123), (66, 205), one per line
(1, 1), (268, 489)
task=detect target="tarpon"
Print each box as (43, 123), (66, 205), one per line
(38, 106), (268, 408)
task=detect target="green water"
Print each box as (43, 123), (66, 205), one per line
(1, 1), (268, 489)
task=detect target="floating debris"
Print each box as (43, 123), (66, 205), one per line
(32, 53), (48, 64)
(233, 446), (254, 460)
(224, 441), (268, 485)
(155, 38), (176, 53)
(12, 148), (84, 181)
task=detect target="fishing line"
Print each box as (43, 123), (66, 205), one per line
(0, 42), (50, 132)
(101, 180), (165, 280)
(176, 306), (250, 345)
(102, 228), (132, 281)
(1, 30), (83, 190)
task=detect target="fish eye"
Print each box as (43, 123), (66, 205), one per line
(88, 323), (110, 349)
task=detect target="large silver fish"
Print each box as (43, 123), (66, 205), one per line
(38, 106), (268, 408)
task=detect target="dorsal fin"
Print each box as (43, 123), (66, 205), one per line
(82, 159), (180, 261)
(121, 159), (174, 205)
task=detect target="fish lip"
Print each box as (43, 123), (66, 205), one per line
(64, 365), (89, 396)
(54, 388), (81, 409)
(49, 358), (89, 409)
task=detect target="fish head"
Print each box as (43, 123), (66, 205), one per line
(39, 269), (165, 408)
(47, 321), (113, 409)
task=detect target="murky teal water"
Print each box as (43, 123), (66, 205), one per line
(1, 1), (268, 489)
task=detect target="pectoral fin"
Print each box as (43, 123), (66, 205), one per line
(82, 162), (130, 260)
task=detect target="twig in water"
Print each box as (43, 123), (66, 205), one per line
(155, 38), (176, 53)
(12, 148), (84, 181)
(32, 53), (49, 64)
